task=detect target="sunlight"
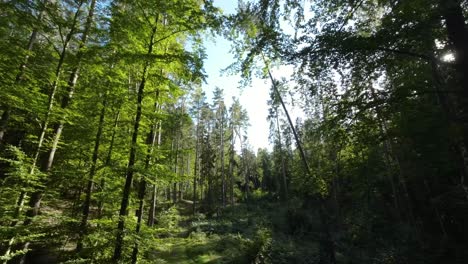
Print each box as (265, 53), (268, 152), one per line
(442, 52), (455, 62)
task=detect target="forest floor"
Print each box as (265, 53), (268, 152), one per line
(145, 194), (321, 264)
(12, 193), (322, 263)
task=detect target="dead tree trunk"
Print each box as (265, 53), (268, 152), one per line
(266, 64), (336, 264)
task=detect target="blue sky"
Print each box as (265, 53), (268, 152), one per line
(203, 0), (272, 151)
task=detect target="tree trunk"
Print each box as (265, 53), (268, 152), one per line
(43, 0), (96, 174)
(193, 104), (201, 214)
(147, 184), (157, 226)
(178, 182), (183, 201)
(441, 0), (468, 200)
(178, 156), (183, 201)
(0, 0), (50, 143)
(441, 0), (468, 99)
(275, 111), (288, 201)
(148, 119), (162, 226)
(166, 186), (171, 201)
(76, 91), (107, 253)
(2, 4), (85, 261)
(173, 182), (178, 204)
(98, 108), (121, 217)
(229, 125), (235, 206)
(266, 66), (336, 264)
(131, 179), (146, 264)
(23, 0), (85, 227)
(172, 136), (179, 204)
(237, 130), (249, 198)
(220, 110), (226, 207)
(41, 0), (97, 174)
(132, 90), (160, 263)
(113, 23), (158, 261)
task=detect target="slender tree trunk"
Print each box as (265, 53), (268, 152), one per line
(23, 0), (85, 226)
(131, 178), (146, 264)
(41, 0), (97, 173)
(220, 110), (226, 207)
(423, 179), (448, 238)
(200, 176), (204, 202)
(43, 0), (96, 174)
(193, 146), (199, 213)
(172, 102), (185, 204)
(178, 155), (183, 201)
(178, 182), (183, 200)
(148, 120), (162, 226)
(229, 125), (235, 206)
(76, 92), (107, 253)
(166, 186), (171, 201)
(236, 130), (249, 198)
(266, 65), (336, 264)
(275, 111), (288, 201)
(368, 87), (403, 216)
(132, 89), (160, 262)
(98, 108), (121, 217)
(0, 0), (50, 143)
(172, 136), (179, 204)
(1, 4), (85, 262)
(193, 103), (202, 214)
(113, 23), (158, 261)
(147, 184), (157, 226)
(173, 182), (178, 203)
(185, 154), (190, 200)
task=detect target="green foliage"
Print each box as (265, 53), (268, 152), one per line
(0, 145), (43, 190)
(157, 206), (182, 231)
(0, 0), (227, 262)
(224, 0), (468, 263)
(3, 0), (468, 263)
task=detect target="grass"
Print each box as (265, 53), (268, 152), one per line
(143, 193), (321, 264)
(6, 192), (322, 263)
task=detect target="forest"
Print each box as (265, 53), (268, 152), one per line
(1, 0), (468, 263)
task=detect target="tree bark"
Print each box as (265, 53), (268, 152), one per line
(275, 111), (288, 201)
(0, 0), (50, 143)
(23, 0), (86, 227)
(172, 136), (179, 204)
(76, 91), (107, 253)
(132, 89), (160, 262)
(2, 3), (85, 261)
(229, 124), (235, 205)
(98, 108), (121, 217)
(237, 130), (249, 198)
(220, 108), (226, 207)
(440, 0), (468, 200)
(148, 120), (162, 226)
(147, 184), (157, 226)
(266, 65), (336, 264)
(113, 23), (158, 261)
(41, 0), (97, 174)
(192, 98), (202, 214)
(441, 0), (468, 100)
(43, 0), (97, 174)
